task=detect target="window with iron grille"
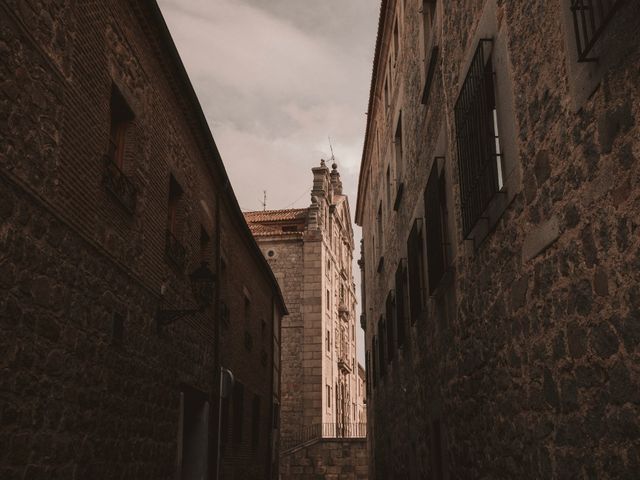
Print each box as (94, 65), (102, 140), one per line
(570, 0), (626, 62)
(407, 219), (426, 323)
(421, 0), (439, 104)
(372, 336), (378, 388)
(394, 260), (407, 347)
(393, 113), (404, 210)
(454, 39), (504, 239)
(385, 291), (395, 363)
(424, 160), (448, 295)
(378, 317), (387, 377)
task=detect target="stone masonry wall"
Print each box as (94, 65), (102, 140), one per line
(281, 438), (368, 480)
(359, 0), (640, 479)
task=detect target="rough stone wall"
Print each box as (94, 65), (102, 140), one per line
(280, 439), (368, 480)
(0, 2), (282, 479)
(359, 0), (640, 479)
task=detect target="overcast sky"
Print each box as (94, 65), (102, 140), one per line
(158, 0), (379, 364)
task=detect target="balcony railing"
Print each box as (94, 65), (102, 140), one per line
(282, 422), (366, 451)
(165, 229), (186, 270)
(570, 0), (625, 62)
(103, 155), (137, 213)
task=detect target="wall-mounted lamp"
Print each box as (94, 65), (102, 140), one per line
(156, 261), (216, 332)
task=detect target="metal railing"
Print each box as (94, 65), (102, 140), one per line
(282, 422), (367, 451)
(570, 0), (625, 62)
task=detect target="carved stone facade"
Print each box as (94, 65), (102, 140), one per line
(246, 161), (366, 478)
(356, 0), (639, 479)
(0, 2), (286, 479)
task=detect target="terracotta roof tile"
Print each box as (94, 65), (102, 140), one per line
(244, 208), (308, 223)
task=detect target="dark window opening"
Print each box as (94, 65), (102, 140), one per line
(372, 336), (378, 388)
(377, 317), (387, 377)
(394, 113), (404, 210)
(281, 225), (298, 232)
(454, 40), (503, 239)
(108, 84), (134, 169)
(393, 17), (400, 64)
(570, 0), (625, 62)
(199, 227), (211, 262)
(395, 260), (407, 347)
(407, 219), (426, 323)
(421, 1), (439, 104)
(326, 329), (331, 352)
(425, 160), (449, 295)
(385, 291), (396, 363)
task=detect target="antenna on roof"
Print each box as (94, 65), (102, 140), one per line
(260, 190), (267, 211)
(328, 136), (335, 163)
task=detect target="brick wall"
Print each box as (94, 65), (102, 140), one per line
(0, 1), (284, 479)
(357, 0), (640, 478)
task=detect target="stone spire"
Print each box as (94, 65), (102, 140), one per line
(330, 162), (343, 195)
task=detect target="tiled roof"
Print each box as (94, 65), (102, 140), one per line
(244, 208), (308, 237)
(244, 208), (308, 223)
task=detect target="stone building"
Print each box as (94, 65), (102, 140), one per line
(356, 0), (639, 479)
(246, 161), (367, 479)
(0, 2), (286, 479)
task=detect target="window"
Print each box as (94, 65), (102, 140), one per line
(376, 202), (384, 272)
(326, 289), (330, 310)
(104, 84), (136, 213)
(251, 395), (261, 451)
(570, 0), (624, 62)
(371, 336), (378, 388)
(393, 17), (400, 65)
(166, 175), (186, 269)
(199, 227), (210, 262)
(365, 350), (372, 395)
(244, 292), (251, 323)
(167, 175), (184, 237)
(326, 329), (331, 352)
(385, 291), (395, 363)
(424, 160), (449, 295)
(421, 1), (439, 104)
(395, 260), (407, 347)
(454, 40), (503, 239)
(393, 113), (404, 210)
(407, 219), (426, 323)
(327, 385), (331, 409)
(386, 165), (392, 211)
(108, 84), (134, 169)
(377, 317), (386, 377)
(232, 381), (244, 445)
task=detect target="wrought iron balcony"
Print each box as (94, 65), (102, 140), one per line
(570, 0), (625, 62)
(103, 155), (137, 213)
(165, 229), (186, 270)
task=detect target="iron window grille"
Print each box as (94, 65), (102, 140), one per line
(407, 219), (426, 323)
(165, 229), (186, 270)
(424, 159), (449, 295)
(454, 39), (503, 239)
(570, 0), (626, 62)
(385, 291), (396, 364)
(394, 259), (407, 348)
(103, 153), (137, 214)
